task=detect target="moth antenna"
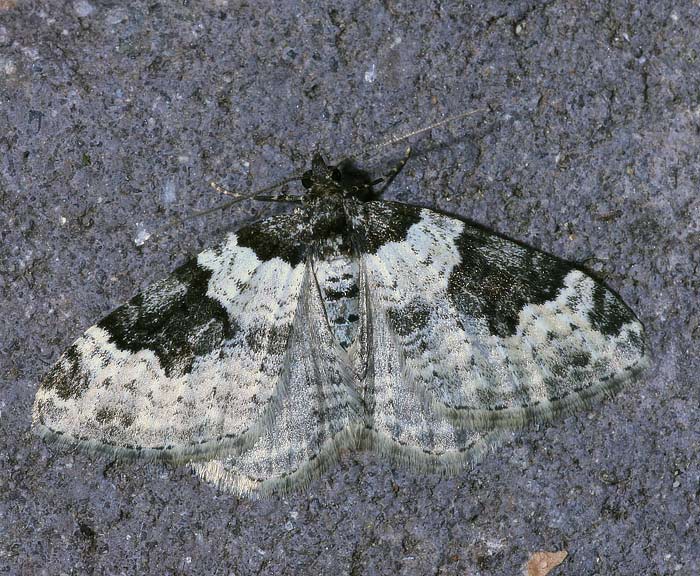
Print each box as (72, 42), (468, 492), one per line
(137, 173), (303, 245)
(349, 108), (488, 163)
(139, 109), (485, 245)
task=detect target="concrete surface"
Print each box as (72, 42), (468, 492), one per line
(1, 1), (699, 574)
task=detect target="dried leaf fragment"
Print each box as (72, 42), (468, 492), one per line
(525, 550), (568, 576)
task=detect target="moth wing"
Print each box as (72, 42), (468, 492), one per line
(356, 201), (649, 433)
(34, 214), (360, 462)
(192, 262), (364, 496)
(354, 253), (506, 471)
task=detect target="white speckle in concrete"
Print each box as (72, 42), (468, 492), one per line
(105, 8), (128, 26)
(134, 225), (152, 246)
(73, 0), (95, 18)
(162, 180), (177, 205)
(364, 63), (377, 83)
(0, 25), (10, 46)
(1, 57), (16, 76)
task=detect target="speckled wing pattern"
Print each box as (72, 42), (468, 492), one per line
(355, 202), (648, 454)
(33, 190), (648, 497)
(191, 263), (365, 495)
(34, 213), (363, 466)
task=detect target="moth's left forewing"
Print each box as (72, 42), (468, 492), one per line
(356, 201), (649, 432)
(33, 215), (314, 462)
(34, 209), (367, 495)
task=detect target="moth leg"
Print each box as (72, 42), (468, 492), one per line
(373, 146), (412, 195)
(210, 180), (244, 199)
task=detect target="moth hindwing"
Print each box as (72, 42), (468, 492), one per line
(34, 152), (649, 497)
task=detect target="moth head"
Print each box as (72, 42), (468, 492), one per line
(301, 153), (342, 189)
(301, 153), (377, 202)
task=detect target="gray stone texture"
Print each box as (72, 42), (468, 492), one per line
(1, 1), (698, 574)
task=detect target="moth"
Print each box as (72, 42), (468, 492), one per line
(33, 133), (649, 497)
